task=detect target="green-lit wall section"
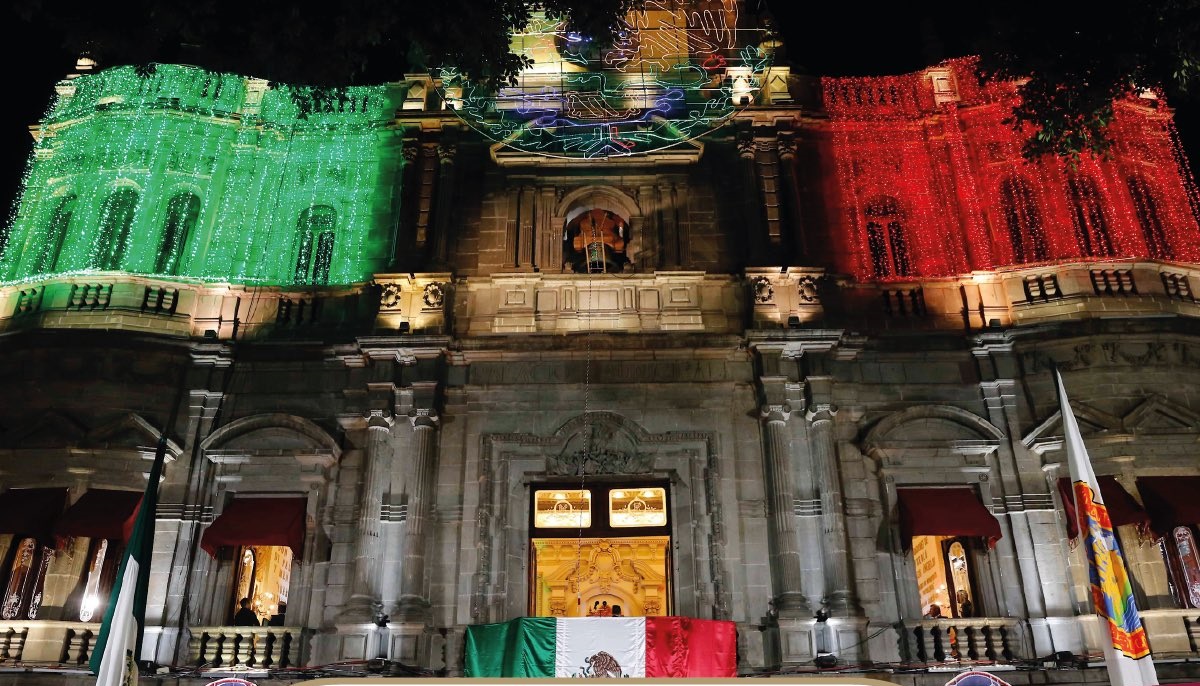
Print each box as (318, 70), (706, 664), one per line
(1, 64), (407, 286)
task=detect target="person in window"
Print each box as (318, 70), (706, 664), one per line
(956, 590), (974, 618)
(233, 597), (258, 626)
(611, 604), (622, 617)
(269, 602), (287, 626)
(923, 603), (942, 619)
(598, 601), (612, 617)
(587, 601), (600, 616)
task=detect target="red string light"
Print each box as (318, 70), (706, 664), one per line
(821, 58), (1200, 281)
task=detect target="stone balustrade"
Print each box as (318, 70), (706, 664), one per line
(4, 260), (1200, 340)
(187, 625), (308, 669)
(0, 273), (374, 340)
(0, 620), (98, 665)
(902, 617), (1026, 664)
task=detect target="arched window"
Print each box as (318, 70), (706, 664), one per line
(93, 188), (139, 270)
(293, 205), (336, 286)
(156, 192), (200, 275)
(35, 194), (77, 274)
(998, 177), (1047, 263)
(864, 196), (910, 278)
(563, 208), (629, 274)
(1066, 175), (1113, 257)
(1126, 176), (1172, 260)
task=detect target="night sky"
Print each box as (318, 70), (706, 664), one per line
(2, 2), (1197, 221)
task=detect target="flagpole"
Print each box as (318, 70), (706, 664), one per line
(91, 364), (190, 684)
(1054, 368), (1158, 686)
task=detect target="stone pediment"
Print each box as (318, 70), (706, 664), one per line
(1122, 395), (1200, 433)
(1024, 395), (1200, 449)
(2, 410), (87, 449)
(87, 413), (182, 456)
(863, 405), (1004, 448)
(1022, 400), (1122, 448)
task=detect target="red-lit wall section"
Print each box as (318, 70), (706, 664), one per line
(819, 58), (1200, 282)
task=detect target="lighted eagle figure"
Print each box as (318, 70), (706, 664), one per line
(438, 0), (770, 158)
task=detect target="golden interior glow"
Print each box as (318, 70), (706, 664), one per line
(609, 487), (667, 527)
(534, 489), (592, 528)
(531, 536), (670, 617)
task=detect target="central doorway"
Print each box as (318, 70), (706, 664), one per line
(528, 482), (672, 617)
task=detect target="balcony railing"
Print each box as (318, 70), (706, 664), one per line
(187, 625), (308, 669)
(0, 620), (98, 665)
(901, 618), (1027, 664)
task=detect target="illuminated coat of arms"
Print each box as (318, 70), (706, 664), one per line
(437, 0), (771, 158)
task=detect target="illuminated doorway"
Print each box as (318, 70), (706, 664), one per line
(912, 535), (977, 619)
(528, 484), (672, 617)
(229, 545), (292, 625)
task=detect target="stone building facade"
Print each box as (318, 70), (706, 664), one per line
(1, 5), (1200, 683)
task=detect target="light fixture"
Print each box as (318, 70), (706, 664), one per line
(613, 490), (625, 498)
(554, 493), (567, 500)
(642, 490), (656, 498)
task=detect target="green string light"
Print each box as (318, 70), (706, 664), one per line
(1, 64), (405, 287)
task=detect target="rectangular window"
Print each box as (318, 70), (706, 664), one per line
(533, 489), (591, 529)
(609, 487), (667, 528)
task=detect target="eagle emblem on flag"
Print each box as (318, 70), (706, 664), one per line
(579, 651), (624, 677)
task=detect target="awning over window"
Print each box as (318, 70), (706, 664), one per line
(1057, 476), (1150, 539)
(897, 487), (1002, 548)
(0, 488), (68, 543)
(54, 489), (142, 542)
(200, 497), (307, 559)
(1137, 476), (1200, 537)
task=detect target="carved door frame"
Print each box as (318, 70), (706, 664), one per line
(472, 411), (731, 623)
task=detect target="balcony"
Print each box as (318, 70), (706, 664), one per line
(0, 273), (374, 340)
(0, 620), (97, 666)
(901, 617), (1028, 664)
(186, 625), (309, 670)
(750, 259), (1200, 332)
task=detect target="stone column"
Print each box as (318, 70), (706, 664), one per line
(536, 187), (558, 272)
(806, 403), (860, 616)
(761, 406), (810, 617)
(777, 134), (804, 264)
(396, 413), (438, 621)
(346, 414), (394, 619)
(430, 142), (456, 265)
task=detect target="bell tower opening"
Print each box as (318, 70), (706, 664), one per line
(529, 482), (672, 617)
(563, 208), (630, 273)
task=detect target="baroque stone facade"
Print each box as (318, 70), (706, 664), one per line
(2, 19), (1200, 686)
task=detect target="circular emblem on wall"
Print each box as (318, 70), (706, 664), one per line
(437, 0), (771, 159)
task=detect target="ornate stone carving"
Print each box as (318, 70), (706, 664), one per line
(422, 282), (445, 309)
(547, 448), (653, 476)
(380, 283), (402, 308)
(751, 276), (774, 304)
(437, 142), (457, 162)
(401, 144), (420, 162)
(797, 275), (819, 303)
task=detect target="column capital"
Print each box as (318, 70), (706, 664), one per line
(806, 404), (838, 424)
(761, 404), (795, 423)
(409, 409), (439, 429)
(367, 410), (394, 431)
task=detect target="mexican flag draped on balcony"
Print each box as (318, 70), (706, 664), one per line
(464, 617), (737, 677)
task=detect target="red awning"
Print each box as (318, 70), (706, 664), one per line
(1057, 476), (1150, 539)
(54, 489), (142, 542)
(200, 497), (307, 559)
(0, 488), (68, 542)
(897, 487), (1002, 548)
(1137, 476), (1200, 537)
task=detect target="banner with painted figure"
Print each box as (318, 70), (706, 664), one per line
(1055, 369), (1158, 686)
